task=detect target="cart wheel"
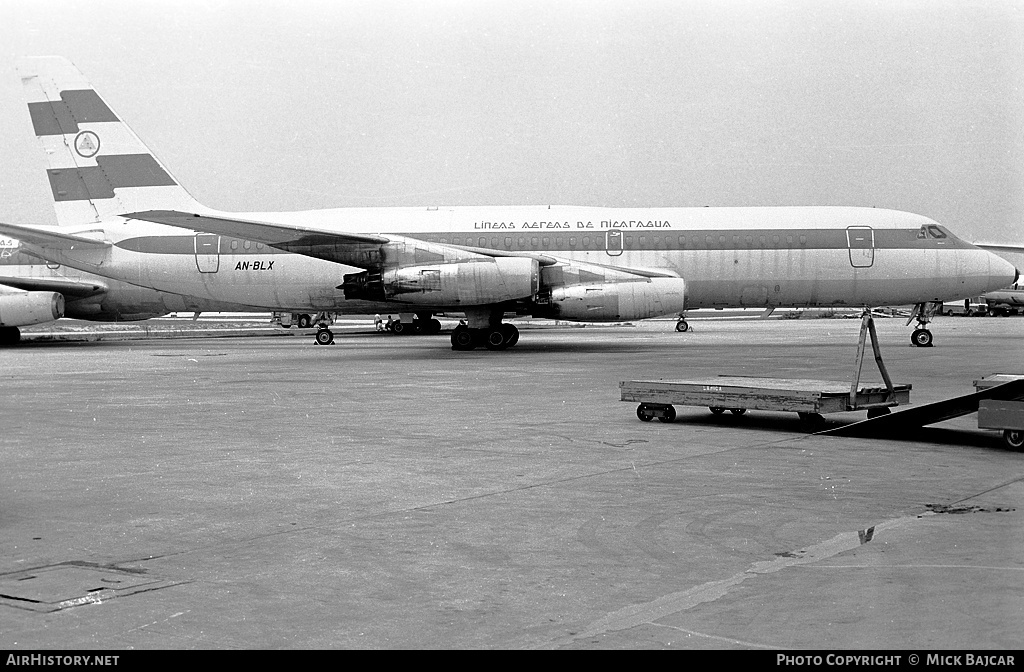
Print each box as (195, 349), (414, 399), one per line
(1004, 430), (1024, 451)
(729, 408), (746, 415)
(657, 406), (676, 423)
(866, 407), (891, 419)
(798, 412), (826, 431)
(637, 404), (654, 422)
(709, 407), (725, 415)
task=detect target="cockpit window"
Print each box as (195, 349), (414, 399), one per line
(917, 224), (948, 239)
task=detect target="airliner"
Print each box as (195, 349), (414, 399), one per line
(1, 56), (1017, 351)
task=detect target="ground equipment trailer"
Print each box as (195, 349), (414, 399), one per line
(622, 377), (911, 430)
(621, 312), (910, 430)
(975, 374), (1024, 450)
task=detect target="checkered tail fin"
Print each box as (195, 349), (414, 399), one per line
(16, 56), (205, 226)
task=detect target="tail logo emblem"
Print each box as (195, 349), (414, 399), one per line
(74, 130), (100, 158)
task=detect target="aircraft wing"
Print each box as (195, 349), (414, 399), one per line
(0, 275), (108, 298)
(975, 243), (1024, 255)
(0, 222), (111, 250)
(128, 210), (682, 283)
(443, 244), (679, 278)
(127, 210), (390, 247)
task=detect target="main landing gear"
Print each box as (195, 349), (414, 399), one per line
(451, 308), (520, 351)
(906, 301), (941, 347)
(389, 313), (442, 336)
(451, 323), (520, 351)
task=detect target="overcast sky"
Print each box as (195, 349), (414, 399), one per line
(1, 0), (1021, 254)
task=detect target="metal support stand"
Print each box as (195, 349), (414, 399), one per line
(850, 311), (896, 409)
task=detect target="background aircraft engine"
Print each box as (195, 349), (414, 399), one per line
(539, 277), (686, 321)
(382, 257), (539, 306)
(0, 292), (65, 326)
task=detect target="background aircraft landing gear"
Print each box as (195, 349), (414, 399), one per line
(675, 319), (689, 332)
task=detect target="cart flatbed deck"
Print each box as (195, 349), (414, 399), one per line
(621, 375), (911, 428)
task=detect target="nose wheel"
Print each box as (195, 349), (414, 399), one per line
(907, 301), (940, 347)
(910, 328), (933, 348)
(314, 328), (334, 345)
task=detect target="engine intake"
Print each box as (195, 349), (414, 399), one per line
(0, 292), (65, 326)
(537, 277), (686, 321)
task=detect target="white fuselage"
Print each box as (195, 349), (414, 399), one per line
(31, 205), (1019, 316)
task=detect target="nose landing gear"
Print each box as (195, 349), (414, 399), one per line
(906, 301), (940, 347)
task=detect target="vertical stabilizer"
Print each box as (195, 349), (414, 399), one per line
(16, 56), (205, 226)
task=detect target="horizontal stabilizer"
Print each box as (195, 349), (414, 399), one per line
(0, 222), (110, 250)
(127, 210), (390, 246)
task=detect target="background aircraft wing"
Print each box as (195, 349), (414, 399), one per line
(0, 275), (108, 298)
(974, 242), (1024, 255)
(0, 222), (110, 250)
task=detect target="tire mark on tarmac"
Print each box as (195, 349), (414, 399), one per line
(556, 511), (934, 647)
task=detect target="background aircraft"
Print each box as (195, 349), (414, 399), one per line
(0, 241), (272, 345)
(2, 56), (1016, 353)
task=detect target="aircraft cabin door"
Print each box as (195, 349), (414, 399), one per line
(846, 226), (874, 268)
(606, 229), (623, 256)
(195, 233), (220, 273)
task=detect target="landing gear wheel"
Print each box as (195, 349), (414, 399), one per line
(1003, 429), (1024, 451)
(297, 314), (313, 329)
(0, 327), (20, 346)
(675, 320), (689, 333)
(657, 405), (677, 423)
(451, 326), (475, 351)
(500, 324), (520, 347)
(314, 329), (334, 345)
(709, 407), (725, 415)
(729, 408), (746, 415)
(866, 407), (891, 419)
(911, 328), (933, 347)
(637, 404), (654, 422)
(485, 328), (509, 351)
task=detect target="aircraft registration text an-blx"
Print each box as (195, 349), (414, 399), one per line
(0, 56), (1017, 350)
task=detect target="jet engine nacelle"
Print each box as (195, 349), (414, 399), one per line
(0, 292), (65, 326)
(382, 257), (539, 306)
(539, 277), (687, 321)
